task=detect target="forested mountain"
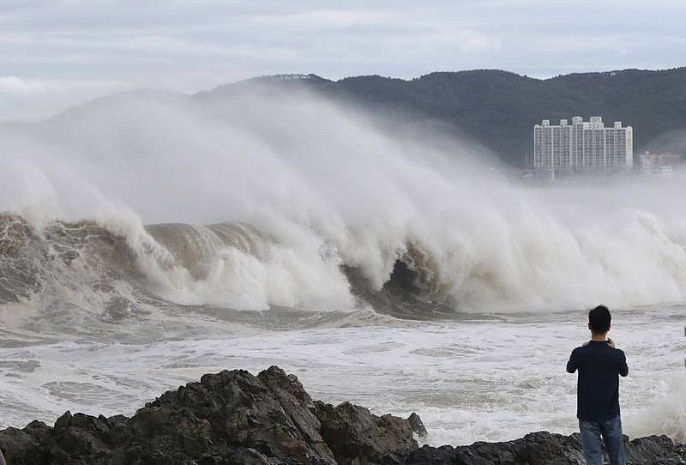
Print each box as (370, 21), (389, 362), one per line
(208, 68), (686, 167)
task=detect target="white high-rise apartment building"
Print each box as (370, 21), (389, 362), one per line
(533, 116), (633, 172)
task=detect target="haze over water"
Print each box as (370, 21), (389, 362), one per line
(0, 86), (684, 445)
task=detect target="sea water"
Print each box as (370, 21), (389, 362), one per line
(0, 87), (685, 446)
(0, 306), (684, 446)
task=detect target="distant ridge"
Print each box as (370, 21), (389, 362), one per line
(208, 68), (686, 166)
(246, 73), (326, 83)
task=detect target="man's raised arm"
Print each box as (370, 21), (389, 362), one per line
(619, 351), (629, 377)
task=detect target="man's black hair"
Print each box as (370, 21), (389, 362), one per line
(589, 305), (611, 334)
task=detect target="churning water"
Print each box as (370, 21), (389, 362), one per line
(0, 85), (684, 445)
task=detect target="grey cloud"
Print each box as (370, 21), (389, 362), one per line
(0, 0), (685, 119)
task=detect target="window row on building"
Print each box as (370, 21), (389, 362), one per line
(533, 116), (633, 172)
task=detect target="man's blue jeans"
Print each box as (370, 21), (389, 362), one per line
(579, 415), (626, 465)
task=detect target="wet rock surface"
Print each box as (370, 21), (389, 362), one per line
(0, 366), (683, 465)
(399, 432), (685, 465)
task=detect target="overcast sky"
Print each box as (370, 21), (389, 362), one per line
(2, 0), (685, 121)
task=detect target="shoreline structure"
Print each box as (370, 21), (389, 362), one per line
(0, 367), (683, 465)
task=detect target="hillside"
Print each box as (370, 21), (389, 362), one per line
(208, 68), (686, 167)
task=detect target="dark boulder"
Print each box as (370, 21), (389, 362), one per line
(0, 366), (416, 464)
(0, 422), (51, 465)
(314, 401), (417, 465)
(407, 413), (427, 439)
(400, 431), (685, 465)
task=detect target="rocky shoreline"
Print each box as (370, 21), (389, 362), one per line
(0, 366), (683, 464)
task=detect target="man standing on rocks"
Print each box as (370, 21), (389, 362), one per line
(567, 305), (629, 465)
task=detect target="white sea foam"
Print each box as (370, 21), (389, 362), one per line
(624, 373), (686, 443)
(2, 88), (686, 311)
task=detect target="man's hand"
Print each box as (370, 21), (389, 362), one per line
(607, 338), (615, 348)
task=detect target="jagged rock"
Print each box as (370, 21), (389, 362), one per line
(402, 444), (462, 465)
(399, 431), (685, 465)
(0, 366), (415, 465)
(0, 366), (682, 464)
(0, 422), (52, 465)
(407, 413), (427, 439)
(314, 401), (417, 465)
(626, 435), (682, 464)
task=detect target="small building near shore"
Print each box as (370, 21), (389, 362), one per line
(639, 151), (681, 177)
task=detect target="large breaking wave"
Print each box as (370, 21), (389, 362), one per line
(2, 84), (686, 326)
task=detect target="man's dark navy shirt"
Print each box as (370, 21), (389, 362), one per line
(566, 341), (629, 422)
